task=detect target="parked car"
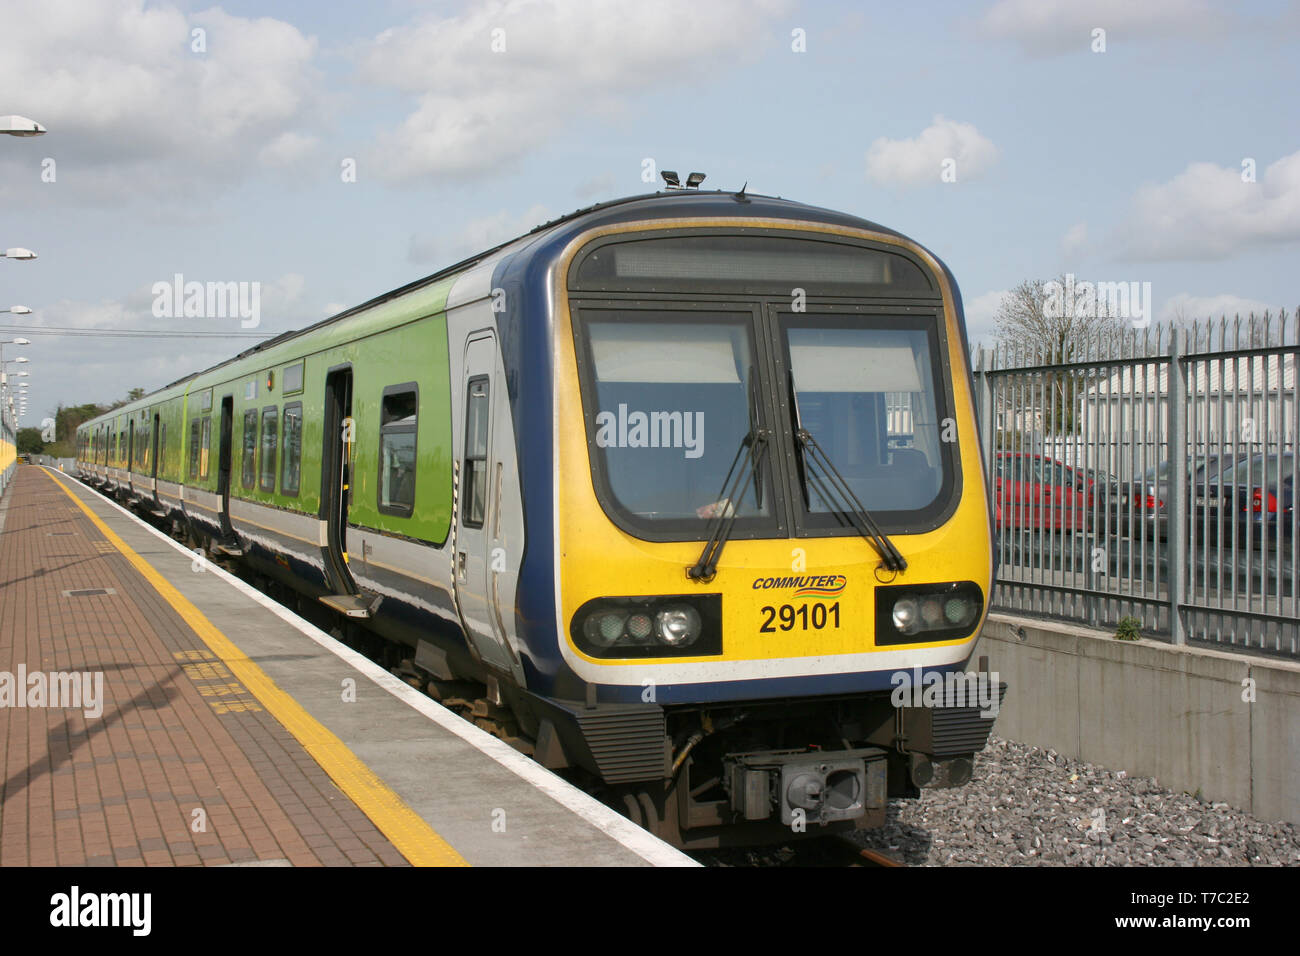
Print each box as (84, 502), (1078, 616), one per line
(1117, 452), (1250, 542)
(994, 452), (1097, 532)
(1194, 452), (1295, 552)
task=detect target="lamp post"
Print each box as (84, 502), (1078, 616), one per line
(0, 115), (46, 137)
(1, 338), (31, 434)
(0, 114), (42, 490)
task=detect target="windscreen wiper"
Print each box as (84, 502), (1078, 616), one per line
(688, 428), (769, 582)
(788, 372), (907, 573)
(689, 369), (769, 582)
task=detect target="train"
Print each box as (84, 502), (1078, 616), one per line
(75, 185), (1003, 848)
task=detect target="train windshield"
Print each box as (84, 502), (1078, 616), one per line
(577, 311), (777, 536)
(783, 317), (948, 521)
(575, 306), (956, 540)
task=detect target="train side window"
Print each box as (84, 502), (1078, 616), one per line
(260, 406), (278, 493)
(378, 385), (417, 517)
(462, 377), (489, 528)
(200, 416), (211, 479)
(189, 420), (200, 477)
(281, 402), (302, 497)
(159, 423), (166, 472)
(241, 409), (258, 489)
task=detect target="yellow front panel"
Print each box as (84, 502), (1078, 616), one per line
(552, 218), (993, 672)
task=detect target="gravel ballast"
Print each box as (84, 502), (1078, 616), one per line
(849, 737), (1300, 866)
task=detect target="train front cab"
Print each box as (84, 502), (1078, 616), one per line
(542, 219), (1002, 846)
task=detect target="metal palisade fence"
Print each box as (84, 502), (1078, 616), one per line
(973, 309), (1298, 659)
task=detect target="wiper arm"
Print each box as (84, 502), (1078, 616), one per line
(786, 372), (907, 572)
(794, 428), (907, 572)
(688, 428), (770, 582)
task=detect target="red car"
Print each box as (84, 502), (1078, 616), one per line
(994, 452), (1094, 531)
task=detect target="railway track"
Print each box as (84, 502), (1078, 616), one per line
(691, 835), (908, 867)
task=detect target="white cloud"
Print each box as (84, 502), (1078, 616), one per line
(1119, 151), (1300, 260)
(259, 132), (321, 169)
(0, 1), (321, 195)
(409, 203), (551, 265)
(1159, 292), (1283, 324)
(964, 289), (1009, 343)
(865, 116), (998, 186)
(356, 0), (791, 181)
(980, 0), (1226, 54)
(1061, 222), (1089, 258)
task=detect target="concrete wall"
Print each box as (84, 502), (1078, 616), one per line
(978, 612), (1300, 825)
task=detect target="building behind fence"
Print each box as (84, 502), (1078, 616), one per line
(974, 309), (1299, 658)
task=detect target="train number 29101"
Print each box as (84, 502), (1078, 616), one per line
(759, 602), (841, 632)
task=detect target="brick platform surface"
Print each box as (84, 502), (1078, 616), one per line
(0, 466), (408, 866)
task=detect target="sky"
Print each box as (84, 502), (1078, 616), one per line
(2, 0), (1298, 428)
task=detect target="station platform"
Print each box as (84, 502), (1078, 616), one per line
(0, 465), (693, 867)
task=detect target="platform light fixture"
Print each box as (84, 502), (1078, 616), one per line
(0, 115), (46, 137)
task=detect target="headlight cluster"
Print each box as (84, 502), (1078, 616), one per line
(572, 595), (721, 658)
(583, 605), (702, 648)
(876, 582), (983, 645)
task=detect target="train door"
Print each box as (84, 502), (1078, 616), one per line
(149, 412), (167, 518)
(453, 334), (515, 672)
(214, 396), (241, 552)
(151, 413), (161, 482)
(319, 365), (376, 618)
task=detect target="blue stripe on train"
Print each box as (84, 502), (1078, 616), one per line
(591, 659), (976, 705)
(492, 237), (566, 695)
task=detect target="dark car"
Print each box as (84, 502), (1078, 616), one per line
(1117, 452), (1250, 542)
(1193, 452), (1295, 552)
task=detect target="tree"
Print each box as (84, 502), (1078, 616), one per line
(126, 387), (146, 401)
(993, 275), (1127, 436)
(993, 275), (1126, 361)
(42, 402), (110, 458)
(16, 427), (44, 455)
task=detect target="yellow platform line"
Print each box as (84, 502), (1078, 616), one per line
(47, 470), (468, 867)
